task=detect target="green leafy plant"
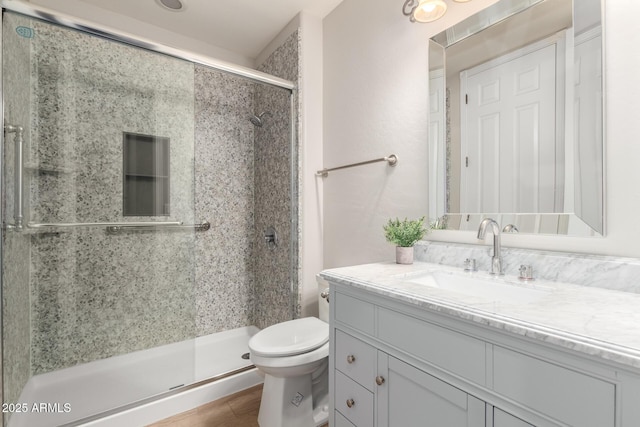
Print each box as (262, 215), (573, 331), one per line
(383, 216), (429, 247)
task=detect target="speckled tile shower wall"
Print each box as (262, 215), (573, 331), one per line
(253, 30), (301, 328)
(4, 14), (301, 382)
(2, 12), (34, 407)
(194, 66), (256, 335)
(26, 20), (197, 374)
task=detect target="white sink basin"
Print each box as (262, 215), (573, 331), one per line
(406, 270), (550, 304)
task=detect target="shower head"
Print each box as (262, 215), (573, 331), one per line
(249, 111), (271, 127)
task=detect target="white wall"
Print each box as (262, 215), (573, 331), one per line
(323, 0), (640, 262)
(297, 12), (325, 317)
(323, 0), (497, 267)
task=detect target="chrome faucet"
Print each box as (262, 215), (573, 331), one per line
(477, 218), (503, 275)
(502, 223), (519, 233)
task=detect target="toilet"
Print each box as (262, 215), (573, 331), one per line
(248, 277), (330, 427)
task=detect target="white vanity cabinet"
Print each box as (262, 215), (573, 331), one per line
(334, 328), (484, 426)
(327, 280), (637, 427)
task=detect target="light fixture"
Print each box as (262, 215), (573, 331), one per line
(403, 0), (474, 23)
(156, 0), (184, 12)
(403, 0), (447, 23)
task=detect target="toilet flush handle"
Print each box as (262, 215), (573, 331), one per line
(320, 288), (330, 303)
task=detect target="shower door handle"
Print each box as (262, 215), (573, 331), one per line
(4, 125), (25, 230)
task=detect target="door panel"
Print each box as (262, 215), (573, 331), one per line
(462, 41), (560, 213)
(378, 353), (485, 427)
(494, 408), (534, 427)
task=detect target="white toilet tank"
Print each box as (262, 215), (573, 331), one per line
(316, 275), (330, 322)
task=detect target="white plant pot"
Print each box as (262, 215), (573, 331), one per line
(396, 246), (414, 265)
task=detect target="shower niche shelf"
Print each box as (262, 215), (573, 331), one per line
(123, 132), (170, 217)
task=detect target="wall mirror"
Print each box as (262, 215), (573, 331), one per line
(428, 0), (604, 236)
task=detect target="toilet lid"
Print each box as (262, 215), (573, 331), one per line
(249, 317), (329, 357)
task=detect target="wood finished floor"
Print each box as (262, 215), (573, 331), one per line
(146, 384), (329, 427)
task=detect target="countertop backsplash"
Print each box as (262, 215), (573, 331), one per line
(416, 241), (640, 294)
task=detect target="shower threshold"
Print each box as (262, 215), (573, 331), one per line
(8, 326), (261, 427)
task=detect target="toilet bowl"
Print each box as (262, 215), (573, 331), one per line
(248, 278), (330, 427)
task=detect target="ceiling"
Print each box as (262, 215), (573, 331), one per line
(71, 0), (343, 59)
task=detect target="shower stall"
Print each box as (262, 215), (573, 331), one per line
(1, 7), (299, 427)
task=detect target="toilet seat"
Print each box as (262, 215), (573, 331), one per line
(250, 341), (329, 370)
(249, 317), (329, 357)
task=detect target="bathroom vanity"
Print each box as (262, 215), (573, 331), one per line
(321, 262), (640, 427)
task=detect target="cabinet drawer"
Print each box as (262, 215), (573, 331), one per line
(377, 307), (486, 385)
(493, 346), (615, 427)
(335, 370), (374, 427)
(335, 329), (377, 390)
(334, 292), (375, 335)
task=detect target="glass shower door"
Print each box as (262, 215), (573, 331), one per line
(2, 12), (33, 424)
(2, 11), (197, 426)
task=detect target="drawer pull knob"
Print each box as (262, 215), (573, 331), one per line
(346, 398), (355, 408)
(347, 354), (356, 364)
(376, 375), (386, 386)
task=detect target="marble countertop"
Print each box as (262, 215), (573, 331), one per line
(320, 261), (640, 370)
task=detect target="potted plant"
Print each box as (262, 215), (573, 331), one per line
(383, 216), (429, 264)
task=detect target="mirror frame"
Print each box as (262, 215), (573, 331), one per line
(428, 0), (605, 237)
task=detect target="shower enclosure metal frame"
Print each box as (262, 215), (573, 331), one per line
(1, 2), (296, 91)
(0, 2), (300, 424)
